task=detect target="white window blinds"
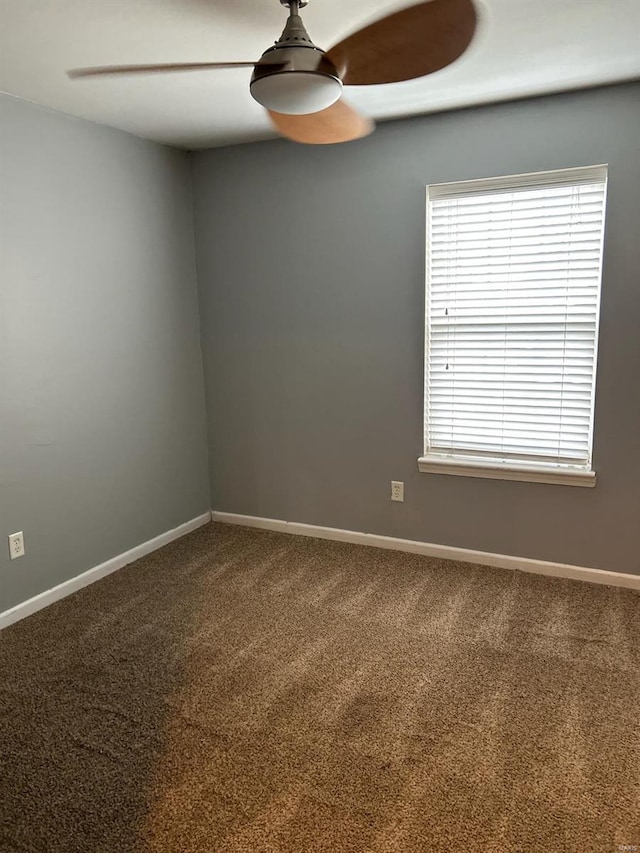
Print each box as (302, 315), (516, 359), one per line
(424, 165), (607, 474)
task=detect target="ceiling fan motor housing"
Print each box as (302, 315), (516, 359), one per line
(250, 10), (343, 115)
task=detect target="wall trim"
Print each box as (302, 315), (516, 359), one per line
(0, 512), (212, 631)
(3, 508), (637, 632)
(212, 511), (640, 591)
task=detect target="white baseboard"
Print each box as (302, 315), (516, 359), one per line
(212, 511), (640, 592)
(4, 508), (636, 632)
(0, 512), (211, 631)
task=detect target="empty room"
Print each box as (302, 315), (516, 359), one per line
(1, 0), (639, 850)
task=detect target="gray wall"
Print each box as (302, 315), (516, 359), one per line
(193, 82), (640, 575)
(0, 95), (210, 612)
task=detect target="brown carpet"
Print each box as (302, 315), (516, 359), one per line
(1, 522), (639, 853)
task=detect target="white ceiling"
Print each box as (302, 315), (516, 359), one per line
(1, 0), (639, 150)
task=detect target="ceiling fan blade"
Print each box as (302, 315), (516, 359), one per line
(67, 61), (261, 79)
(326, 0), (477, 86)
(268, 99), (374, 145)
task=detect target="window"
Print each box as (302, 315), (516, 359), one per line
(421, 165), (607, 487)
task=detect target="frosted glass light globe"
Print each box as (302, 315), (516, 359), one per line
(251, 71), (343, 115)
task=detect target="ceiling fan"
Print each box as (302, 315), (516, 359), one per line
(68, 0), (477, 145)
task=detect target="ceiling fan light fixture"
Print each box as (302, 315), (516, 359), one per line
(250, 1), (343, 115)
(67, 0), (477, 145)
(250, 70), (342, 115)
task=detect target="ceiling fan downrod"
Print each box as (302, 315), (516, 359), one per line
(272, 0), (317, 51)
(280, 0), (307, 10)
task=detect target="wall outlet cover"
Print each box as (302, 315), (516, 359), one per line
(9, 532), (25, 560)
(391, 481), (404, 502)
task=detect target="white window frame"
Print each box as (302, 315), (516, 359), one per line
(419, 165), (608, 488)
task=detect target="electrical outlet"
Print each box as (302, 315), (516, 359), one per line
(391, 481), (404, 502)
(8, 531), (25, 560)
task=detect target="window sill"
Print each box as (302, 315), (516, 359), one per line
(417, 455), (596, 487)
